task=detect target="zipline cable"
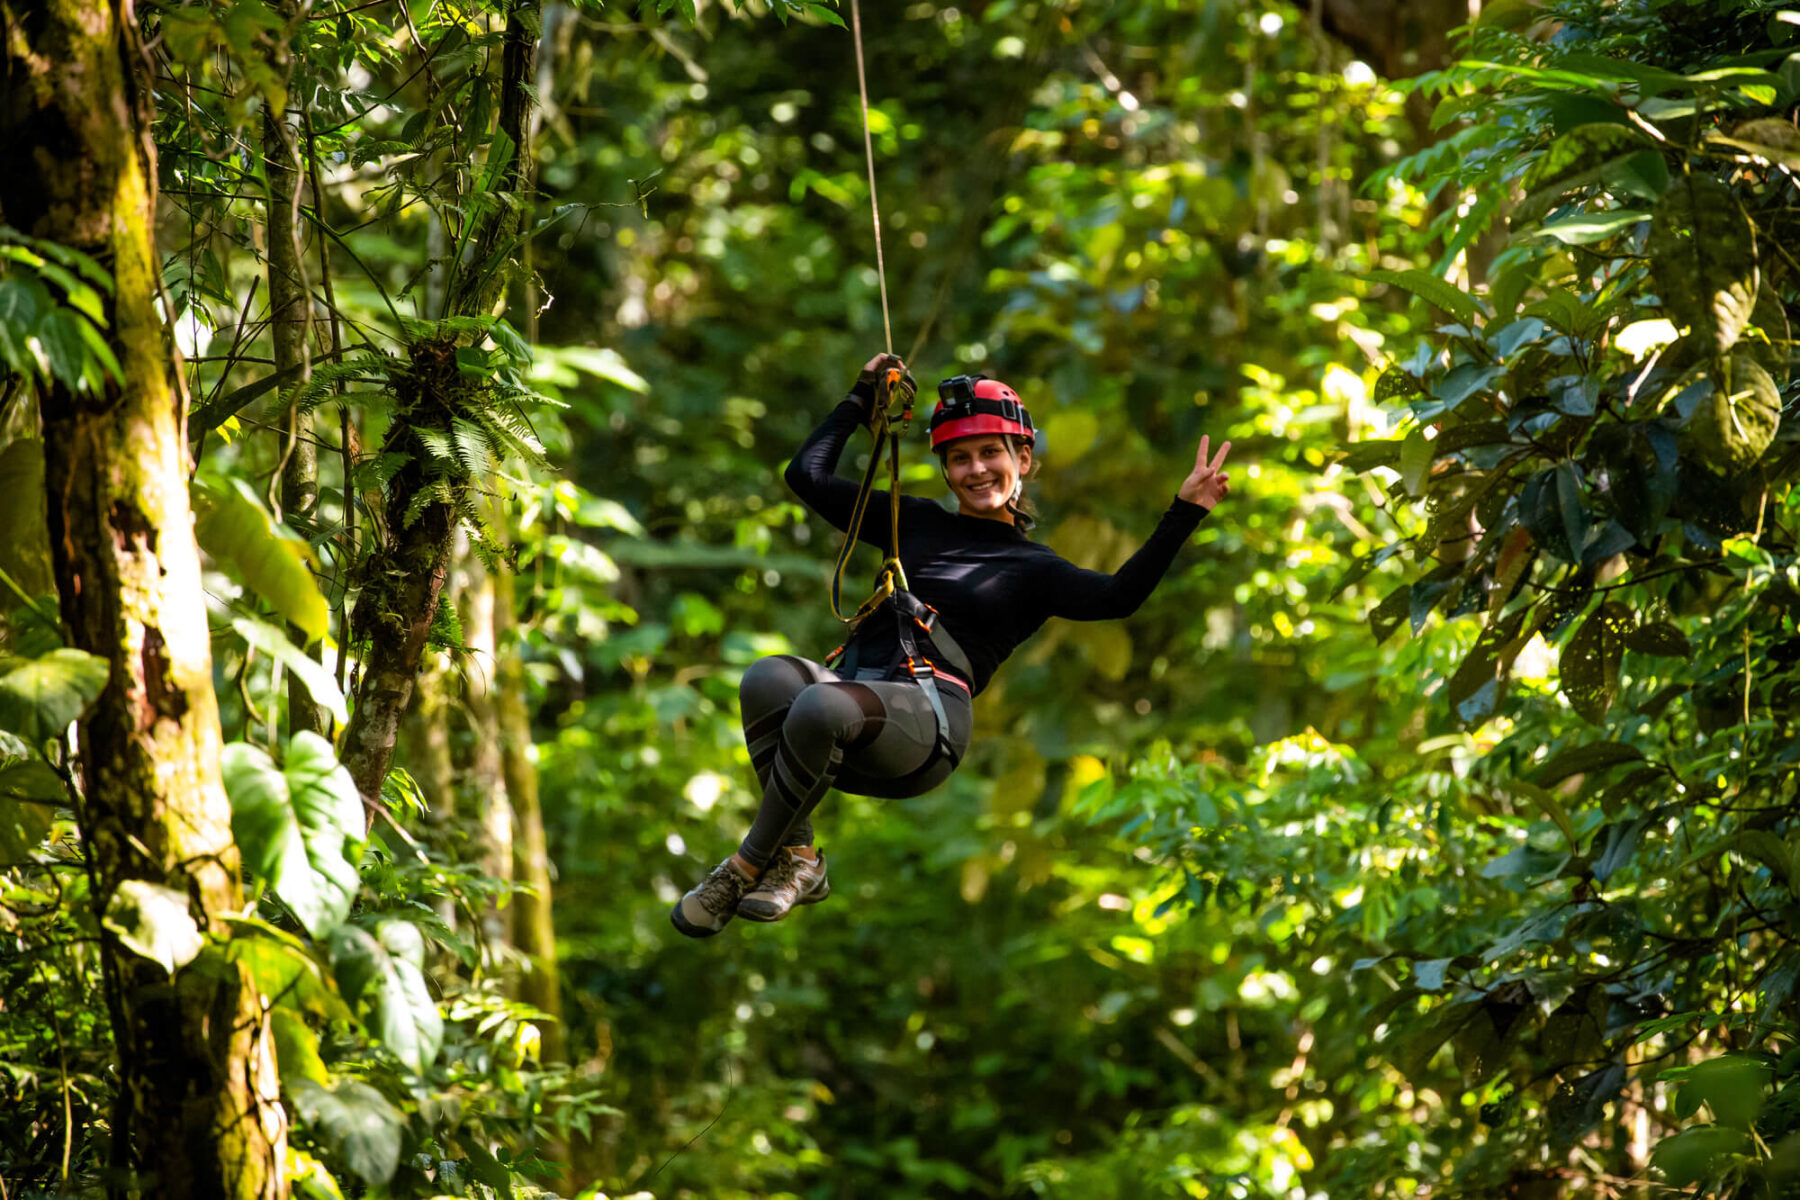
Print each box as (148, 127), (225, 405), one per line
(850, 0), (893, 356)
(833, 0), (912, 627)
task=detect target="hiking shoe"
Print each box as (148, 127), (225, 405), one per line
(670, 857), (757, 938)
(736, 848), (831, 923)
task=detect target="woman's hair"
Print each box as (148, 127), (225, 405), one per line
(936, 433), (1038, 532)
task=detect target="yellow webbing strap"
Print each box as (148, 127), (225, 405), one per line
(829, 369), (911, 627)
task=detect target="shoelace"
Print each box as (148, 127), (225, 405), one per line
(697, 862), (749, 910)
(751, 853), (802, 897)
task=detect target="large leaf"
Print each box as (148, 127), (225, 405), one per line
(1687, 354), (1780, 472)
(1400, 430), (1434, 496)
(1519, 464), (1587, 563)
(1648, 176), (1757, 354)
(1447, 609), (1527, 724)
(272, 1006), (330, 1086)
(329, 923), (444, 1074)
(1678, 1055), (1769, 1129)
(102, 879), (205, 974)
(225, 918), (354, 1021)
(1531, 740), (1644, 787)
(194, 479), (330, 643)
(1651, 1125), (1748, 1187)
(1561, 602), (1632, 723)
(1365, 268), (1487, 328)
(229, 617), (348, 726)
(1547, 1062), (1627, 1144)
(0, 439), (53, 597)
(287, 1077), (403, 1186)
(224, 733), (365, 938)
(0, 648), (110, 743)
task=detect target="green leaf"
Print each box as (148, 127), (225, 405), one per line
(288, 1078), (403, 1186)
(0, 648), (110, 743)
(72, 314), (122, 387)
(1531, 741), (1645, 786)
(1490, 317), (1547, 359)
(35, 308), (88, 389)
(1687, 354), (1781, 471)
(1365, 268), (1487, 328)
(226, 920), (354, 1021)
(228, 617), (348, 727)
(1400, 430), (1433, 495)
(1474, 0), (1538, 25)
(1413, 958), (1453, 991)
(1561, 602), (1632, 723)
(1536, 210), (1649, 245)
(1511, 778), (1579, 847)
(0, 277), (48, 373)
(329, 923), (444, 1073)
(1547, 1062), (1628, 1144)
(1680, 1056), (1769, 1129)
(194, 478), (330, 643)
(272, 1006), (330, 1085)
(1433, 363), (1504, 410)
(1624, 619), (1691, 658)
(1368, 584), (1411, 644)
(103, 879), (205, 974)
(1338, 438), (1405, 473)
(1649, 176), (1757, 354)
(0, 757), (65, 802)
(1445, 617), (1513, 724)
(1652, 1125), (1748, 1187)
(223, 732), (365, 939)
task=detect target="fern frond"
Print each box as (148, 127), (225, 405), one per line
(478, 406), (548, 467)
(284, 354), (397, 414)
(353, 452), (409, 495)
(413, 426), (453, 464)
(402, 478), (457, 530)
(451, 417), (495, 479)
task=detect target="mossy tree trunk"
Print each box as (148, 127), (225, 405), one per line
(0, 3), (288, 1196)
(262, 0), (327, 736)
(456, 549), (515, 956)
(493, 530), (563, 1065)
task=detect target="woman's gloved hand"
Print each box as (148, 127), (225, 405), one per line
(852, 352), (917, 421)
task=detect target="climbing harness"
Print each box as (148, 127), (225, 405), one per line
(821, 367), (969, 771)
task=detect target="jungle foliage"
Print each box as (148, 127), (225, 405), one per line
(3, 0), (1799, 1197)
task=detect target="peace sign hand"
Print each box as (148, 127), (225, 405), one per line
(1179, 435), (1233, 508)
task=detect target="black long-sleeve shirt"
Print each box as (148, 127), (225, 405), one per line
(786, 398), (1209, 696)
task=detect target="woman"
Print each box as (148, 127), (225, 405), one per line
(671, 353), (1232, 938)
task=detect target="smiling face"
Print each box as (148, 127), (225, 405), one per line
(941, 434), (1031, 522)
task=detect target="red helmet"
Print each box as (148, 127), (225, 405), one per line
(929, 374), (1037, 450)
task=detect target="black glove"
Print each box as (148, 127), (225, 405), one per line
(851, 353), (917, 420)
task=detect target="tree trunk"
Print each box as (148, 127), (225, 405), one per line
(493, 528), (563, 1064)
(457, 547), (515, 956)
(261, 0), (326, 737)
(335, 337), (461, 807)
(0, 3), (288, 1196)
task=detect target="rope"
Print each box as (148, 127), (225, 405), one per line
(829, 0), (917, 635)
(829, 371), (910, 625)
(850, 0), (893, 355)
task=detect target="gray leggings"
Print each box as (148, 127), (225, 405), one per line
(736, 654), (974, 868)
